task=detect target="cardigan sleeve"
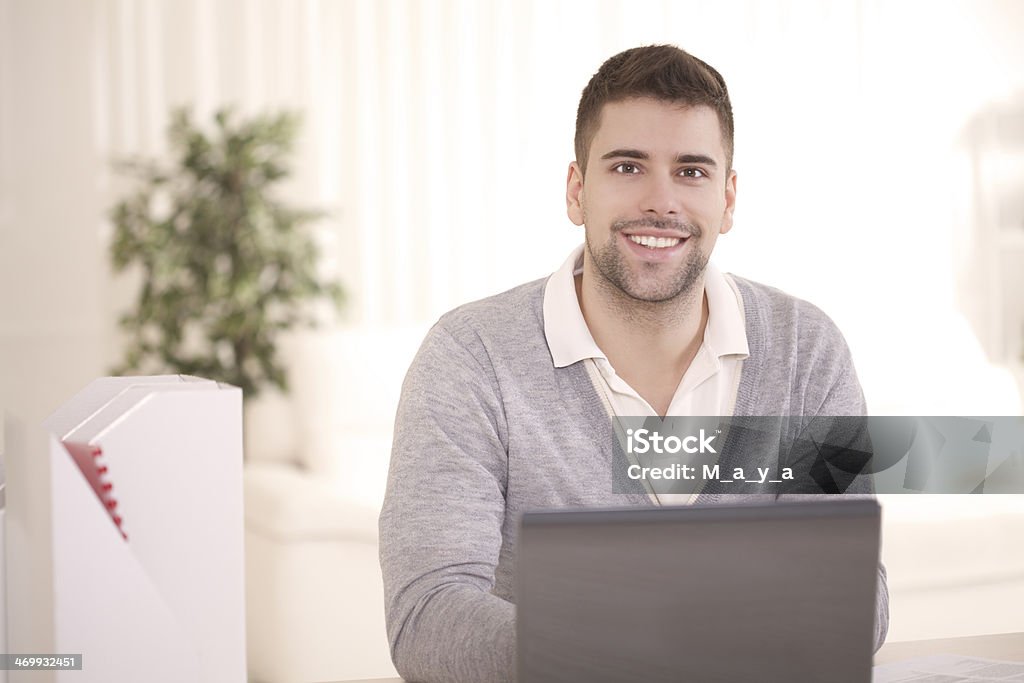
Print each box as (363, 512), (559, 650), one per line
(379, 322), (516, 683)
(779, 316), (890, 653)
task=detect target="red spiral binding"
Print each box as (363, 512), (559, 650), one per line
(63, 441), (128, 541)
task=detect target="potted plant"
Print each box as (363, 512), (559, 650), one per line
(108, 107), (344, 405)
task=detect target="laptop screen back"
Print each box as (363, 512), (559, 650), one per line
(516, 499), (880, 683)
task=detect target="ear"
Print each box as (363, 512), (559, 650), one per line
(720, 169), (737, 235)
(566, 161), (585, 226)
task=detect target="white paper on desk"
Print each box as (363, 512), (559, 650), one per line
(873, 654), (1024, 682)
(19, 377), (245, 683)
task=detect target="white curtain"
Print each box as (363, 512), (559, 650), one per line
(91, 0), (590, 326)
(75, 0), (885, 326)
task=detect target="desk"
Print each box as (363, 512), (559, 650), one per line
(329, 632), (1024, 683)
(873, 631), (1024, 664)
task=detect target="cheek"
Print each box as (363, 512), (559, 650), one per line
(582, 192), (618, 224)
(695, 197), (727, 226)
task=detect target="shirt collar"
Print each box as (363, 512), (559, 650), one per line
(543, 243), (749, 368)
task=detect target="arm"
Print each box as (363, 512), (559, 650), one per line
(779, 322), (890, 652)
(379, 323), (515, 683)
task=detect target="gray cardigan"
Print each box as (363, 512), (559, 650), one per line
(379, 274), (889, 683)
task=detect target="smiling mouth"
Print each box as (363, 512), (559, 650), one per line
(627, 234), (685, 249)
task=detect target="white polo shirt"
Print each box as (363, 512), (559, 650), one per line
(542, 244), (750, 504)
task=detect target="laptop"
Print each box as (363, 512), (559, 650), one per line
(516, 499), (881, 683)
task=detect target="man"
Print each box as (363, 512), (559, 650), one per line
(379, 45), (888, 683)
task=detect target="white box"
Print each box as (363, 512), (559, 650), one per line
(6, 377), (245, 683)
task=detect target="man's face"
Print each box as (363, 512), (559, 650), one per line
(566, 98), (737, 303)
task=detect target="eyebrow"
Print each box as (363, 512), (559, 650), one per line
(600, 149), (718, 167)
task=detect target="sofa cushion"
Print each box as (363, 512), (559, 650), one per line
(880, 494), (1024, 590)
(244, 462), (379, 542)
(284, 325), (428, 477)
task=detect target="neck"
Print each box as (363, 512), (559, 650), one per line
(576, 266), (709, 380)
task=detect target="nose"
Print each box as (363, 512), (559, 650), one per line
(640, 174), (681, 217)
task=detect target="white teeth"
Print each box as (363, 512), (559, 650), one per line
(628, 235), (682, 249)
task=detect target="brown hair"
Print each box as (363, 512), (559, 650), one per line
(574, 45), (734, 177)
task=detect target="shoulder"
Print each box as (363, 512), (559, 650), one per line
(727, 274), (864, 415)
(728, 274), (849, 351)
(409, 277), (548, 374)
(400, 278), (550, 423)
(431, 278), (547, 350)
(729, 275), (840, 331)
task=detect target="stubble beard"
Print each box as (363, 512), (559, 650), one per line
(585, 217), (709, 309)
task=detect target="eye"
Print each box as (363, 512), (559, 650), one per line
(612, 162), (641, 174)
(680, 167), (707, 179)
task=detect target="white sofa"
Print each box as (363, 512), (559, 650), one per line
(244, 462), (395, 683)
(879, 494), (1024, 642)
(243, 327), (427, 683)
(242, 328), (1024, 681)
